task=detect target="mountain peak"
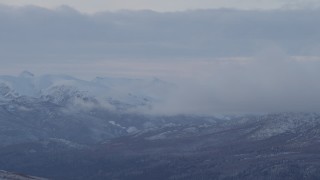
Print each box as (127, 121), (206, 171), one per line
(19, 71), (35, 78)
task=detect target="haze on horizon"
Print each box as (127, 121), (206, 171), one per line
(0, 0), (318, 13)
(0, 1), (320, 114)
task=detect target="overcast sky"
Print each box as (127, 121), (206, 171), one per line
(1, 4), (320, 75)
(0, 2), (320, 113)
(0, 0), (320, 12)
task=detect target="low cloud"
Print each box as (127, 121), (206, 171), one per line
(1, 5), (320, 114)
(151, 53), (320, 114)
(1, 5), (320, 63)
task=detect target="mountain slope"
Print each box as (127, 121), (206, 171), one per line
(0, 72), (174, 111)
(1, 113), (320, 179)
(0, 170), (47, 180)
(1, 72), (320, 179)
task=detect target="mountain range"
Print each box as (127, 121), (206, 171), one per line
(0, 71), (174, 111)
(0, 72), (320, 179)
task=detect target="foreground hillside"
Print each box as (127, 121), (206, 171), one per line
(0, 110), (320, 179)
(0, 170), (47, 180)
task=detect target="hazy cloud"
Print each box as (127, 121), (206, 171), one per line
(152, 54), (320, 114)
(1, 5), (320, 64)
(0, 0), (305, 12)
(1, 5), (320, 113)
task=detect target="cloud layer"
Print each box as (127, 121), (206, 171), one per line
(1, 5), (320, 63)
(152, 55), (320, 114)
(0, 0), (310, 12)
(1, 5), (320, 113)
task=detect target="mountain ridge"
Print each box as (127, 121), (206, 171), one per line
(0, 72), (173, 112)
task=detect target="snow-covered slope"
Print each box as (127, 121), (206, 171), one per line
(0, 72), (176, 148)
(0, 83), (19, 101)
(0, 72), (173, 111)
(0, 170), (47, 180)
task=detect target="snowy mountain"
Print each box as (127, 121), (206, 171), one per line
(0, 83), (19, 101)
(1, 112), (320, 179)
(0, 71), (173, 111)
(0, 170), (47, 180)
(1, 72), (320, 179)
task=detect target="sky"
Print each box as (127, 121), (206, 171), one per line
(0, 1), (320, 113)
(0, 0), (315, 12)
